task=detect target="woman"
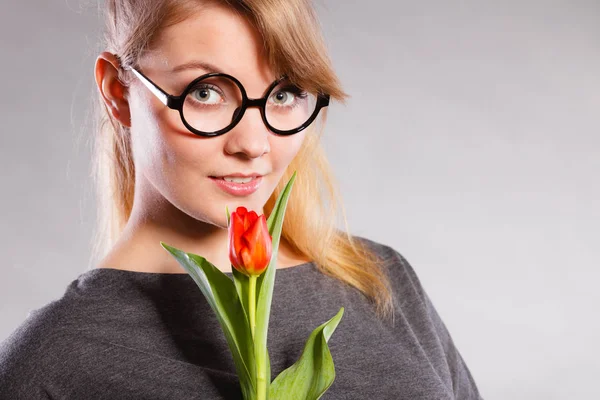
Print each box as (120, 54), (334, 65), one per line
(0, 0), (483, 398)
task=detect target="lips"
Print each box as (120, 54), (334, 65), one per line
(211, 173), (264, 179)
(213, 176), (261, 180)
(210, 175), (263, 196)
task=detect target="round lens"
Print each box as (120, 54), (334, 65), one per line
(182, 76), (243, 134)
(265, 79), (318, 132)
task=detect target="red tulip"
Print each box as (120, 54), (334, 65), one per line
(228, 206), (272, 276)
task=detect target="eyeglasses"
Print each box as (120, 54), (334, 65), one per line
(122, 65), (330, 137)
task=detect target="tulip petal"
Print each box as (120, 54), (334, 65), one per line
(237, 206), (248, 217)
(241, 215), (272, 275)
(240, 246), (255, 274)
(244, 210), (258, 232)
(228, 205), (272, 277)
(229, 210), (249, 274)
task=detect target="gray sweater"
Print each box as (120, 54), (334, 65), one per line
(0, 237), (484, 399)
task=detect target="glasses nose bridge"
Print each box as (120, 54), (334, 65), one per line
(232, 97), (268, 127)
(245, 97), (266, 110)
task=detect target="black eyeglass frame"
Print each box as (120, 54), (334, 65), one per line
(123, 66), (330, 137)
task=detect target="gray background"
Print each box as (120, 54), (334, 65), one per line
(1, 1), (598, 399)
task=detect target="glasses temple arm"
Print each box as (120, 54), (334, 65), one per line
(124, 66), (170, 106)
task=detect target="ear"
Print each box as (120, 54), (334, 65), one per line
(94, 51), (131, 127)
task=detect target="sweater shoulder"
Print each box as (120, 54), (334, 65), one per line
(0, 282), (87, 397)
(351, 234), (426, 297)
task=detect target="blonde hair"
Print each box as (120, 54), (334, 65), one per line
(91, 0), (395, 321)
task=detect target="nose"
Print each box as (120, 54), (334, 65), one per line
(223, 105), (270, 159)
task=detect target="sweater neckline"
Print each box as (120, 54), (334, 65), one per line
(73, 261), (315, 294)
(91, 260), (314, 276)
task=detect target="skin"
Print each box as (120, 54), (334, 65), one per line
(94, 3), (311, 274)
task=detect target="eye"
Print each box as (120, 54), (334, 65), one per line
(271, 90), (294, 106)
(269, 85), (308, 108)
(188, 84), (224, 105)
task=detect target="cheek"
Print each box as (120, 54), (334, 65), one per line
(128, 88), (167, 171)
(270, 132), (306, 172)
(128, 89), (222, 200)
(129, 87), (202, 169)
(128, 97), (228, 224)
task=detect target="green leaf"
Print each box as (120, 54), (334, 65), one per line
(266, 346), (271, 385)
(232, 267), (251, 326)
(265, 346), (271, 400)
(254, 171), (298, 396)
(160, 242), (257, 400)
(269, 307), (345, 400)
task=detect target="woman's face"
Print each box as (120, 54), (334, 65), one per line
(126, 4), (307, 229)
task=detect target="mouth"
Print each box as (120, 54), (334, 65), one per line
(209, 175), (263, 196)
(209, 175), (262, 182)
(209, 175), (262, 179)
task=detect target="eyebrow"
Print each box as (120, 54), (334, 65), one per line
(170, 60), (225, 74)
(169, 59), (288, 84)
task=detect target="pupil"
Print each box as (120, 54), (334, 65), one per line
(276, 92), (285, 102)
(199, 89), (208, 99)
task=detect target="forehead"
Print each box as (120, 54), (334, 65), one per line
(148, 4), (276, 88)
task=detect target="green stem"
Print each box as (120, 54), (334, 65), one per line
(249, 275), (257, 340)
(248, 275), (266, 400)
(257, 373), (267, 400)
